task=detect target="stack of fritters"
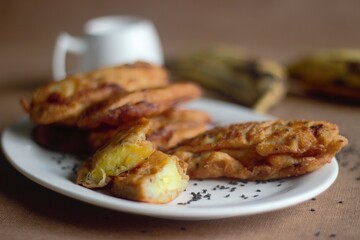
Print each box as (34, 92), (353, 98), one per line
(76, 119), (189, 203)
(22, 62), (209, 203)
(87, 109), (211, 151)
(23, 62), (210, 154)
(21, 61), (348, 204)
(21, 61), (169, 125)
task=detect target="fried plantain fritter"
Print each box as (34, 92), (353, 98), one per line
(21, 62), (169, 125)
(170, 120), (348, 180)
(147, 109), (211, 151)
(111, 150), (189, 204)
(76, 118), (155, 188)
(87, 109), (211, 151)
(77, 83), (202, 129)
(32, 125), (90, 154)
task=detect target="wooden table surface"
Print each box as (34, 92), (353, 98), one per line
(1, 1), (360, 239)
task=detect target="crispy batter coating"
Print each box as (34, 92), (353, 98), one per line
(88, 109), (211, 151)
(77, 83), (202, 129)
(21, 62), (169, 125)
(147, 109), (211, 151)
(171, 120), (348, 180)
(76, 118), (155, 188)
(31, 109), (211, 154)
(111, 150), (189, 204)
(32, 125), (90, 154)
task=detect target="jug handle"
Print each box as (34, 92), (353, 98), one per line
(52, 33), (86, 80)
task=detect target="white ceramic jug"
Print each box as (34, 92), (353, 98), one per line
(52, 15), (164, 80)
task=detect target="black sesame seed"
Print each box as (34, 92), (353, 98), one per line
(240, 184), (245, 187)
(338, 201), (343, 204)
(204, 193), (211, 199)
(193, 183), (198, 186)
(314, 231), (320, 237)
(225, 194), (230, 198)
(311, 198), (316, 201)
(228, 180), (238, 185)
(72, 164), (79, 174)
(230, 187), (236, 192)
(329, 233), (336, 238)
(189, 192), (202, 202)
(310, 208), (315, 212)
(256, 189), (261, 192)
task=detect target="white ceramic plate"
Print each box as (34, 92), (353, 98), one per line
(1, 98), (338, 220)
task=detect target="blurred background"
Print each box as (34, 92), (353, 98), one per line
(1, 0), (360, 88)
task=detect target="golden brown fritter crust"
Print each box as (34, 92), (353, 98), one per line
(77, 83), (202, 129)
(147, 109), (211, 151)
(76, 118), (155, 188)
(171, 120), (348, 180)
(87, 109), (211, 151)
(31, 109), (211, 154)
(32, 125), (90, 154)
(111, 150), (189, 204)
(22, 62), (169, 125)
